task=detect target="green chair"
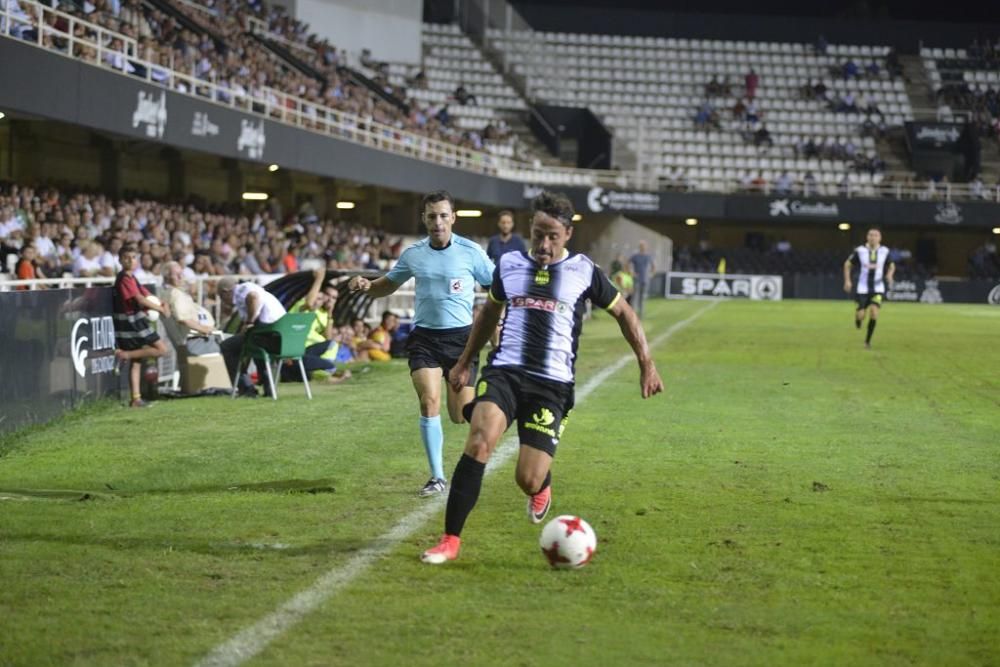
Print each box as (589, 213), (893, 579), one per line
(232, 312), (316, 401)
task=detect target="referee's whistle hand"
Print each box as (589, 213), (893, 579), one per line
(349, 277), (369, 292)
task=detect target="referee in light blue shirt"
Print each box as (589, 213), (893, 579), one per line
(349, 191), (495, 497)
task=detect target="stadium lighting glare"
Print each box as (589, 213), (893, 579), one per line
(685, 218), (698, 226)
(572, 214), (582, 222)
(241, 192), (269, 201)
(993, 227), (1000, 235)
(455, 209), (483, 217)
(335, 201), (356, 210)
(268, 164), (279, 172)
(838, 222), (851, 231)
(0, 111), (5, 120)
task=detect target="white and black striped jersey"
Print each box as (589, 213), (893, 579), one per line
(848, 245), (894, 294)
(487, 250), (621, 384)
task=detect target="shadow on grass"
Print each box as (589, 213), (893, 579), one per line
(0, 530), (370, 557)
(0, 478), (337, 502)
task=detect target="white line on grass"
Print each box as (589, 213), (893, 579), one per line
(194, 301), (718, 667)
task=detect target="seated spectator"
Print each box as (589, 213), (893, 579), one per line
(842, 59), (859, 79)
(774, 171), (793, 195)
(218, 276), (287, 398)
(731, 98), (747, 120)
(704, 75), (721, 97)
(815, 34), (828, 55)
(865, 60), (880, 79)
(14, 244), (45, 290)
(751, 171), (768, 193)
(73, 240), (104, 277)
(355, 310), (398, 362)
(286, 268), (350, 383)
(753, 124), (773, 148)
(161, 261), (220, 356)
(453, 83), (477, 106)
(803, 171), (819, 197)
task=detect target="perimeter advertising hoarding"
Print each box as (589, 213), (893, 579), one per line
(0, 287), (120, 434)
(666, 272), (784, 300)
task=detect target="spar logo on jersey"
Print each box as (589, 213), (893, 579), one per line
(132, 91), (167, 138)
(510, 296), (570, 314)
(71, 316), (116, 378)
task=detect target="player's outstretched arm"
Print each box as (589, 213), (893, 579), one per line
(842, 260), (853, 293)
(347, 275), (399, 298)
(607, 298), (663, 398)
(448, 298), (504, 392)
(886, 261), (896, 289)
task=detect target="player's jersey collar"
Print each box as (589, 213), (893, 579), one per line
(526, 248), (569, 266)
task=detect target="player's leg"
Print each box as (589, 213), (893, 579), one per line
(445, 384), (474, 424)
(514, 390), (570, 524)
(421, 401), (508, 564)
(865, 297), (882, 347)
(411, 367), (447, 494)
(854, 294), (866, 329)
(516, 446), (554, 524)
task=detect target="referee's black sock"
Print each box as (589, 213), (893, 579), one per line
(866, 318), (877, 344)
(444, 454), (486, 537)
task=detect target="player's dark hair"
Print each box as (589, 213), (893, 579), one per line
(119, 243), (138, 257)
(498, 209), (514, 220)
(531, 191), (575, 227)
(421, 190), (454, 214)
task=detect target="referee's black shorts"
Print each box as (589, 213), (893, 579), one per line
(405, 325), (478, 387)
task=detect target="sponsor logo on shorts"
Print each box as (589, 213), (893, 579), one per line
(525, 407), (557, 437)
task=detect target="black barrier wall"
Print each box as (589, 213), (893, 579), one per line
(0, 38), (525, 208)
(0, 288), (120, 435)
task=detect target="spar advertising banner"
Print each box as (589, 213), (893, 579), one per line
(666, 272), (784, 300)
(0, 287), (120, 434)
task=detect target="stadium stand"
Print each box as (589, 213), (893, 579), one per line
(922, 42), (1000, 140)
(0, 183), (405, 284)
(489, 29), (912, 196)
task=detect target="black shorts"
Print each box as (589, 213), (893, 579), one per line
(463, 366), (575, 457)
(855, 293), (885, 309)
(406, 325), (477, 387)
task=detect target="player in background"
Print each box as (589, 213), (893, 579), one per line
(421, 190), (663, 564)
(348, 191), (494, 497)
(844, 227), (895, 349)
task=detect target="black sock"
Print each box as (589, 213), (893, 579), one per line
(855, 315), (863, 329)
(444, 454), (486, 537)
(533, 471), (551, 495)
(866, 318), (877, 343)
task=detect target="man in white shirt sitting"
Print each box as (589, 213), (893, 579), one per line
(161, 261), (220, 356)
(217, 276), (286, 397)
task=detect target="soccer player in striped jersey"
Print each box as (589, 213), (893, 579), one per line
(348, 191), (494, 497)
(843, 227), (895, 349)
(421, 190), (663, 564)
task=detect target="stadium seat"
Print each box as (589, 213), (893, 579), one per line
(232, 313), (317, 401)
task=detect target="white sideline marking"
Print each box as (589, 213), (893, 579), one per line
(194, 301), (718, 667)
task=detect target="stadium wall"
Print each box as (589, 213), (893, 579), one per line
(0, 287), (120, 435)
(512, 3), (1000, 50)
(296, 0), (423, 65)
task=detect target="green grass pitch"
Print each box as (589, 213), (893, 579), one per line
(0, 299), (997, 666)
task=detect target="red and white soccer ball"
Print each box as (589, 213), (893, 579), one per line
(539, 515), (597, 569)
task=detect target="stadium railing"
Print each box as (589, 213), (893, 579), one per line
(1, 0), (998, 202)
